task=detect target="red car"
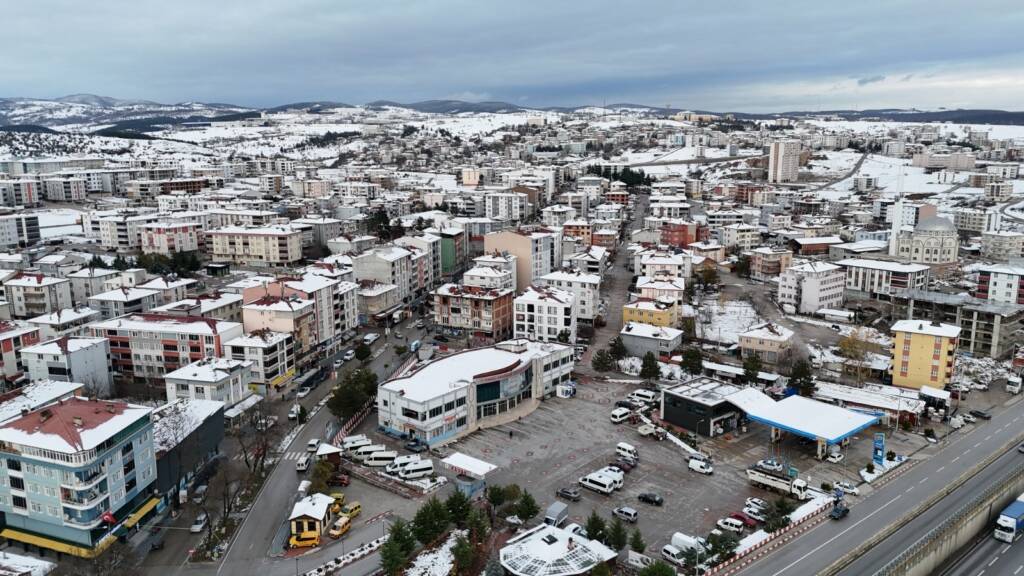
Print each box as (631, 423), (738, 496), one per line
(729, 512), (759, 529)
(327, 473), (350, 487)
(609, 461), (633, 473)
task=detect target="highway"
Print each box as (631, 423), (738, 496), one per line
(941, 488), (1024, 576)
(738, 395), (1024, 576)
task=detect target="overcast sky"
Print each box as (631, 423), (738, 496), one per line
(3, 0), (1023, 112)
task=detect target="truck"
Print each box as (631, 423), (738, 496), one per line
(1007, 376), (1022, 395)
(994, 494), (1024, 542)
(543, 502), (569, 527)
(746, 467), (812, 500)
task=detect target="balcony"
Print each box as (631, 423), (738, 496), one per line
(61, 467), (106, 489)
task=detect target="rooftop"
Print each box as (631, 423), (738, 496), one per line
(0, 397), (151, 453)
(290, 493), (334, 521)
(224, 330), (291, 348)
(139, 276), (197, 291)
(620, 322), (682, 340)
(89, 313), (242, 336)
(435, 283), (513, 299)
(740, 322), (795, 342)
(540, 270), (601, 285)
(243, 295), (315, 313)
(835, 258), (931, 273)
(891, 320), (961, 338)
(151, 292), (243, 314)
(0, 380), (84, 425)
(165, 357), (253, 383)
(21, 336), (107, 356)
(27, 307), (100, 326)
(88, 287), (160, 302)
(151, 398), (225, 453)
(500, 524), (616, 576)
(516, 285), (574, 305)
(5, 273), (66, 287)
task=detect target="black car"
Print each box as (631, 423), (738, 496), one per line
(405, 439), (428, 453)
(433, 335), (449, 343)
(830, 504), (849, 520)
(556, 486), (581, 502)
(614, 400), (635, 409)
(970, 409), (992, 420)
(638, 492), (663, 506)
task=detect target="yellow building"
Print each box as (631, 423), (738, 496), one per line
(890, 320), (960, 390)
(623, 298), (678, 328)
(288, 493), (334, 548)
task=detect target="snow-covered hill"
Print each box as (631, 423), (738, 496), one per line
(0, 94), (252, 129)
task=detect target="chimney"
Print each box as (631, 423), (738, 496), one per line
(72, 416), (83, 427)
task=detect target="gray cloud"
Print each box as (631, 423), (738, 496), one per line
(857, 75), (887, 86)
(2, 0), (1023, 112)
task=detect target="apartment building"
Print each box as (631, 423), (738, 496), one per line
(98, 213), (162, 250)
(137, 276), (196, 305)
(513, 285), (577, 344)
(981, 231), (1024, 261)
(637, 251), (691, 279)
(267, 274), (358, 349)
(484, 230), (557, 292)
(562, 220), (593, 246)
(890, 320), (960, 390)
(140, 222), (201, 255)
(953, 207), (1002, 234)
(660, 219), (707, 248)
(893, 289), (1024, 359)
(89, 313), (244, 380)
(0, 321), (41, 388)
(242, 296), (317, 368)
(835, 258), (931, 298)
(541, 205), (576, 227)
(538, 270), (601, 322)
(767, 140), (801, 183)
(433, 283), (514, 345)
(739, 322), (795, 365)
(721, 223), (760, 250)
(352, 246), (413, 305)
(26, 307), (102, 340)
(622, 298), (678, 328)
(974, 264), (1024, 304)
(777, 261), (846, 314)
(377, 339), (573, 444)
(635, 274), (687, 306)
(0, 179), (41, 207)
(4, 274), (72, 319)
(43, 177), (87, 202)
(21, 336), (112, 397)
(0, 214), (41, 249)
(472, 252), (518, 290)
(165, 357), (255, 408)
(394, 233), (441, 287)
(65, 268), (119, 303)
(749, 247), (793, 282)
(0, 398), (157, 556)
(150, 292), (244, 323)
(87, 287), (161, 319)
(484, 192), (530, 222)
(463, 266), (515, 291)
(223, 330), (295, 393)
(291, 217), (343, 246)
(207, 225), (304, 267)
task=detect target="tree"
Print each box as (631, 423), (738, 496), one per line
(297, 404), (308, 424)
(111, 254), (130, 270)
(87, 255), (106, 268)
(309, 460), (333, 495)
(700, 267), (720, 287)
(452, 536), (475, 576)
(609, 337), (628, 360)
(734, 255), (751, 278)
(790, 359), (815, 396)
(485, 555), (505, 576)
(557, 329), (571, 343)
(637, 561), (676, 576)
(707, 530), (739, 562)
(486, 484), (507, 509)
(591, 349), (615, 372)
(591, 563), (612, 576)
(607, 516), (628, 550)
(764, 497), (797, 533)
(839, 328), (870, 385)
(412, 496), (451, 545)
(640, 351), (661, 380)
(742, 353), (763, 384)
(328, 380), (367, 419)
(584, 510), (606, 543)
(389, 517), (417, 556)
(446, 489), (471, 527)
(379, 539), (408, 576)
(515, 490), (540, 523)
(681, 347), (703, 374)
(467, 507), (490, 543)
(629, 528), (647, 553)
(355, 342), (372, 362)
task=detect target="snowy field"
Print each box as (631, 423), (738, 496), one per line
(807, 119), (1024, 143)
(697, 299), (762, 344)
(29, 208), (84, 238)
(819, 154), (965, 201)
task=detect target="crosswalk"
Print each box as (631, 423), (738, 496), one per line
(231, 450), (309, 461)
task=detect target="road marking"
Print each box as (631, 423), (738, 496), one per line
(990, 556), (999, 566)
(1004, 545), (1012, 554)
(974, 442), (983, 449)
(770, 495), (901, 575)
(978, 571), (985, 576)
(986, 435), (993, 441)
(906, 486), (915, 493)
(919, 477), (928, 484)
(937, 466), (946, 472)
(953, 456), (961, 463)
(1014, 565), (1022, 575)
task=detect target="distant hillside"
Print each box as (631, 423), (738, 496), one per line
(0, 94), (252, 128)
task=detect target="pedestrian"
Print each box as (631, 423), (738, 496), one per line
(509, 430), (513, 439)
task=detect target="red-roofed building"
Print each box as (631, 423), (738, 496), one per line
(0, 321), (40, 390)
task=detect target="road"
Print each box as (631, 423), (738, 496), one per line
(737, 395), (1024, 576)
(943, 528), (1024, 576)
(160, 320), (430, 576)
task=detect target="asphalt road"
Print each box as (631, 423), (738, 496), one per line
(737, 395), (1024, 576)
(943, 530), (1024, 576)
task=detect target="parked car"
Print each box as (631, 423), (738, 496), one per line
(617, 455), (638, 468)
(638, 492), (664, 506)
(830, 504), (850, 520)
(613, 506), (638, 523)
(729, 512), (759, 529)
(970, 409), (992, 420)
(333, 359), (344, 368)
(614, 400), (635, 409)
(433, 335), (449, 343)
(826, 452), (845, 464)
(742, 506), (766, 522)
(328, 473), (350, 487)
(287, 404), (301, 420)
(296, 387), (312, 399)
(363, 333), (380, 345)
(756, 459), (784, 472)
(689, 459), (713, 475)
(716, 517), (744, 533)
(608, 462), (632, 473)
(343, 350), (356, 362)
(961, 413), (977, 424)
(564, 523), (588, 538)
(191, 484), (208, 504)
(834, 481), (859, 496)
(405, 439), (429, 453)
(415, 320), (426, 329)
(394, 331), (404, 340)
(189, 512), (208, 534)
(556, 486), (582, 502)
(745, 497), (768, 511)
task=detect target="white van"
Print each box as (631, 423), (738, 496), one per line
(352, 444), (387, 461)
(341, 434), (370, 450)
(628, 389), (658, 404)
(296, 455), (311, 472)
(595, 467), (624, 489)
(365, 450), (399, 467)
(689, 458), (713, 475)
(610, 407), (632, 424)
(307, 438), (321, 452)
(343, 438), (372, 454)
(398, 459), (435, 480)
(616, 442), (639, 461)
(385, 454), (422, 475)
(578, 473), (616, 495)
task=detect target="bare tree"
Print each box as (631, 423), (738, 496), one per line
(51, 541), (140, 576)
(838, 327), (871, 385)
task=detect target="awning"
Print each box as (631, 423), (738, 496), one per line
(223, 394), (264, 419)
(122, 497), (160, 529)
(0, 527), (114, 558)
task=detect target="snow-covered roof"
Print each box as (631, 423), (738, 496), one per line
(0, 397), (152, 453)
(891, 320), (961, 338)
(279, 272), (340, 293)
(835, 258), (931, 273)
(4, 273), (66, 287)
(442, 452), (496, 478)
(21, 336), (107, 356)
(152, 398), (225, 453)
(242, 296), (315, 313)
(224, 330), (291, 348)
(815, 382), (925, 414)
(0, 550), (56, 576)
(501, 524), (616, 576)
(207, 225), (302, 236)
(316, 443), (343, 457)
(165, 357), (252, 383)
(744, 395), (878, 445)
(152, 292), (243, 315)
(89, 313), (241, 336)
(620, 322), (682, 340)
(139, 276), (197, 290)
(515, 285), (574, 305)
(289, 493), (334, 521)
(27, 307), (100, 326)
(88, 287), (160, 302)
(224, 275), (276, 290)
(540, 270), (601, 285)
(791, 235), (844, 245)
(740, 322), (795, 342)
(0, 380), (84, 425)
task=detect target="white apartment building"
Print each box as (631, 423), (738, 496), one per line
(768, 140), (801, 183)
(514, 285), (577, 344)
(485, 192), (530, 222)
(0, 214), (41, 249)
(538, 270), (602, 322)
(43, 177), (87, 202)
(140, 222), (200, 255)
(4, 274), (73, 318)
(635, 274), (687, 306)
(637, 251), (691, 279)
(352, 246), (413, 304)
(976, 264), (1024, 304)
(953, 208), (1002, 234)
(985, 182), (1013, 202)
(207, 208), (279, 228)
(394, 233), (442, 287)
(26, 307), (101, 340)
(66, 268), (120, 303)
(472, 252), (518, 291)
(21, 336), (112, 397)
(164, 357), (255, 408)
(835, 258), (931, 297)
(484, 230), (556, 292)
(87, 287), (161, 319)
(777, 261), (846, 315)
(981, 231), (1024, 261)
(541, 205), (576, 227)
(720, 223), (760, 250)
(463, 266), (515, 291)
(99, 213), (162, 250)
(207, 225), (304, 267)
(150, 292), (244, 323)
(223, 331), (295, 393)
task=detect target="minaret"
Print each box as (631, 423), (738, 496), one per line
(888, 169), (905, 257)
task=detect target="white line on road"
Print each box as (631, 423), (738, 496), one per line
(1014, 565), (1022, 575)
(1004, 545), (1012, 554)
(978, 570), (985, 576)
(990, 557), (999, 567)
(770, 495), (902, 576)
(937, 466), (946, 472)
(906, 486), (915, 493)
(986, 435), (993, 441)
(919, 477), (928, 484)
(953, 456), (961, 463)
(975, 442), (983, 448)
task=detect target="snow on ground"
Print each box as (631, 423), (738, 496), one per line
(957, 355), (1016, 385)
(788, 316), (892, 347)
(698, 299), (762, 344)
(736, 493), (832, 554)
(618, 356), (684, 380)
(818, 154), (965, 202)
(860, 455), (907, 483)
(28, 208), (84, 238)
(619, 146), (733, 166)
(806, 150), (861, 179)
(806, 120), (1024, 143)
(407, 530), (465, 576)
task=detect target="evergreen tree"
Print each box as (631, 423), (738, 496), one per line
(584, 510), (606, 543)
(355, 343), (372, 362)
(700, 267), (720, 287)
(734, 255), (751, 278)
(87, 255), (106, 268)
(412, 496), (451, 545)
(742, 353), (763, 384)
(790, 359), (815, 397)
(515, 491), (540, 523)
(681, 347), (703, 374)
(379, 539), (407, 576)
(446, 489), (471, 527)
(707, 531), (739, 561)
(327, 380), (368, 419)
(388, 518), (417, 556)
(640, 352), (661, 380)
(763, 497), (797, 533)
(629, 528), (647, 553)
(591, 349), (615, 372)
(556, 330), (571, 343)
(590, 563), (612, 576)
(467, 508), (490, 544)
(111, 254), (130, 270)
(484, 555), (504, 576)
(452, 536), (475, 576)
(486, 485), (507, 509)
(608, 337), (628, 360)
(607, 517), (628, 550)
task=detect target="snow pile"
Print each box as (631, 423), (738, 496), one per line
(957, 355), (1016, 385)
(407, 530), (466, 576)
(860, 455), (907, 483)
(617, 356), (683, 380)
(735, 493), (832, 554)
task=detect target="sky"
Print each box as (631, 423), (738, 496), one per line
(3, 0), (1024, 112)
